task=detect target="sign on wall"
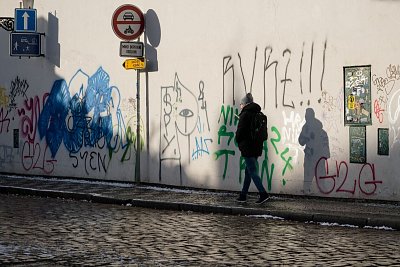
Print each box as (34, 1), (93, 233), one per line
(120, 41), (144, 57)
(349, 126), (366, 163)
(10, 32), (41, 57)
(14, 8), (37, 32)
(10, 8), (41, 57)
(344, 65), (372, 126)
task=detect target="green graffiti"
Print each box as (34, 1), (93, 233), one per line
(214, 149), (235, 179)
(107, 125), (144, 163)
(214, 104), (240, 179)
(260, 140), (274, 191)
(120, 126), (134, 162)
(214, 104), (296, 186)
(269, 126), (294, 177)
(217, 125), (234, 146)
(238, 141), (275, 191)
(280, 147), (293, 176)
(218, 104), (239, 126)
(270, 126), (281, 155)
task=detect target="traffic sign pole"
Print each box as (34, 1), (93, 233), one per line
(136, 55), (141, 183)
(112, 4), (145, 183)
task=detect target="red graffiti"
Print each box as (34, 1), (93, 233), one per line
(359, 163), (382, 195)
(22, 141), (57, 174)
(18, 94), (48, 143)
(315, 157), (382, 195)
(336, 161), (356, 194)
(314, 157), (336, 194)
(374, 99), (385, 123)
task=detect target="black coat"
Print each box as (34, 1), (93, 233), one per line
(235, 102), (263, 157)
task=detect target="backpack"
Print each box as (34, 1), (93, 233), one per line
(251, 111), (268, 141)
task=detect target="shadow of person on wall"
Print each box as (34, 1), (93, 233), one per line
(298, 108), (330, 194)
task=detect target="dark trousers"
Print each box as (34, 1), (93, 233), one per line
(240, 157), (267, 196)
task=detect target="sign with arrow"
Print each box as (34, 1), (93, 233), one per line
(14, 8), (37, 32)
(122, 58), (146, 70)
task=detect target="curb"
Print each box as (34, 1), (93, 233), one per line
(0, 186), (92, 201)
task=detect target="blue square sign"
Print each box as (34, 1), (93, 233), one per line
(14, 8), (37, 32)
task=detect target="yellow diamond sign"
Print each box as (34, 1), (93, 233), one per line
(122, 57), (146, 70)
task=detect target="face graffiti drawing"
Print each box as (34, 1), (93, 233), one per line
(173, 74), (199, 136)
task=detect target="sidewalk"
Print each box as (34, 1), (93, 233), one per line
(1, 174), (400, 230)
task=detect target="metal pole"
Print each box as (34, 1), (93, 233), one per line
(135, 69), (141, 183)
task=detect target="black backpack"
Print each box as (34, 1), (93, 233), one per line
(251, 111), (268, 141)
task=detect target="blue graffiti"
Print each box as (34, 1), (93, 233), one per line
(191, 136), (212, 160)
(38, 67), (128, 158)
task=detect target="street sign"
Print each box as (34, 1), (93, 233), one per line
(14, 8), (37, 32)
(122, 58), (146, 70)
(112, 5), (144, 41)
(10, 32), (41, 57)
(120, 41), (144, 57)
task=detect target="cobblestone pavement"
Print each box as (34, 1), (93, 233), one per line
(1, 175), (400, 230)
(1, 194), (400, 266)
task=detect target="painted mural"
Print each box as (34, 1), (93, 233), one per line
(0, 67), (141, 178)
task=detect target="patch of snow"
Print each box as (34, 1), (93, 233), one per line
(364, 225), (395, 231)
(306, 221), (396, 231)
(247, 214), (285, 220)
(306, 221), (359, 228)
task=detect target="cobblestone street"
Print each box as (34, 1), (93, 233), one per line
(1, 194), (399, 266)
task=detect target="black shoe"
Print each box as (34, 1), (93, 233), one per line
(236, 194), (247, 203)
(255, 193), (270, 204)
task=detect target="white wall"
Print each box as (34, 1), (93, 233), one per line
(1, 0), (400, 201)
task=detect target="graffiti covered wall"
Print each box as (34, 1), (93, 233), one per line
(1, 0), (400, 200)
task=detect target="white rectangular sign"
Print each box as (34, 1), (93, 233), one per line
(120, 41), (144, 57)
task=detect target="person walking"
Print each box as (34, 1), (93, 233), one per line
(235, 93), (269, 204)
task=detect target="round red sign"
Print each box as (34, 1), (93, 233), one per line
(111, 5), (145, 41)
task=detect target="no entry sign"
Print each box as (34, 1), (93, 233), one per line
(111, 5), (144, 41)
